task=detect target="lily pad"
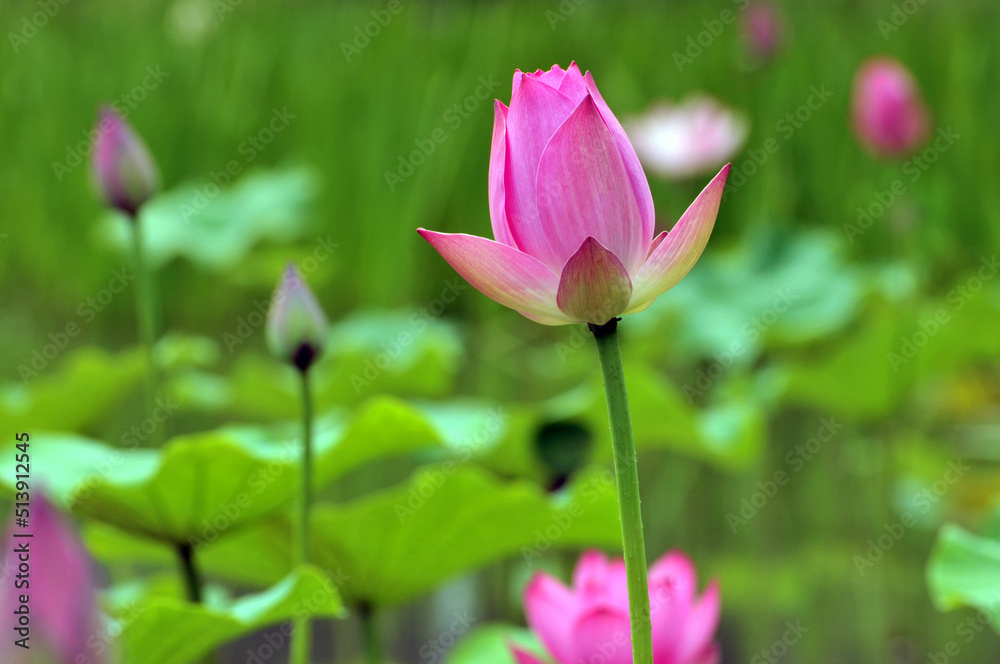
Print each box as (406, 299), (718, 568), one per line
(927, 523), (1000, 629)
(115, 566), (344, 664)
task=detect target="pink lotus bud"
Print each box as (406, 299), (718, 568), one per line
(91, 107), (158, 217)
(266, 263), (328, 371)
(742, 3), (785, 62)
(852, 58), (930, 157)
(627, 95), (748, 180)
(0, 491), (105, 664)
(512, 550), (720, 664)
(419, 64), (728, 326)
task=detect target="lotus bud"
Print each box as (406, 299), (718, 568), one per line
(266, 264), (328, 371)
(852, 58), (930, 158)
(92, 107), (158, 218)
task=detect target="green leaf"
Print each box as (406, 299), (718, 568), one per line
(116, 566), (344, 664)
(775, 311), (907, 418)
(8, 397), (451, 543)
(446, 624), (545, 664)
(185, 466), (621, 606)
(634, 229), (862, 360)
(98, 167), (319, 271)
(0, 347), (145, 434)
(309, 465), (621, 606)
(927, 524), (1000, 629)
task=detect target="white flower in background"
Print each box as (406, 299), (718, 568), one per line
(626, 96), (749, 180)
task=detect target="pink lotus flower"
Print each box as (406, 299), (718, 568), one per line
(418, 64), (728, 326)
(92, 107), (158, 217)
(0, 491), (106, 664)
(627, 96), (747, 181)
(512, 550), (720, 664)
(741, 3), (785, 62)
(852, 58), (930, 157)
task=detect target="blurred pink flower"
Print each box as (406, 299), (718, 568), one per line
(511, 549), (720, 664)
(92, 107), (158, 217)
(741, 3), (785, 62)
(0, 491), (105, 664)
(852, 57), (930, 157)
(626, 96), (748, 180)
(419, 64), (728, 326)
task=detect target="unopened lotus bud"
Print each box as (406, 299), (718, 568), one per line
(92, 107), (158, 218)
(266, 264), (328, 371)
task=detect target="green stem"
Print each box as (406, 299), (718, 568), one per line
(130, 215), (163, 445)
(590, 318), (654, 664)
(359, 603), (383, 664)
(177, 542), (203, 604)
(290, 368), (314, 664)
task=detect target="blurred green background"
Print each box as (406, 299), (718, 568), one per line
(2, 0), (1000, 662)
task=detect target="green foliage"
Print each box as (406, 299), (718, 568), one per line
(115, 566), (344, 664)
(927, 523), (1000, 631)
(445, 624), (545, 664)
(98, 167), (319, 272)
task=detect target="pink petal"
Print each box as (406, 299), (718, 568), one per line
(1, 493), (104, 664)
(505, 76), (579, 266)
(583, 71), (655, 251)
(489, 101), (515, 246)
(649, 551), (698, 606)
(525, 573), (579, 664)
(509, 644), (551, 664)
(418, 230), (570, 325)
(573, 549), (612, 595)
(689, 644), (722, 664)
(558, 62), (589, 102)
(556, 237), (632, 325)
(535, 64), (567, 89)
(570, 606), (633, 664)
(536, 97), (645, 274)
(625, 165), (729, 313)
(649, 551), (698, 663)
(678, 581), (721, 664)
